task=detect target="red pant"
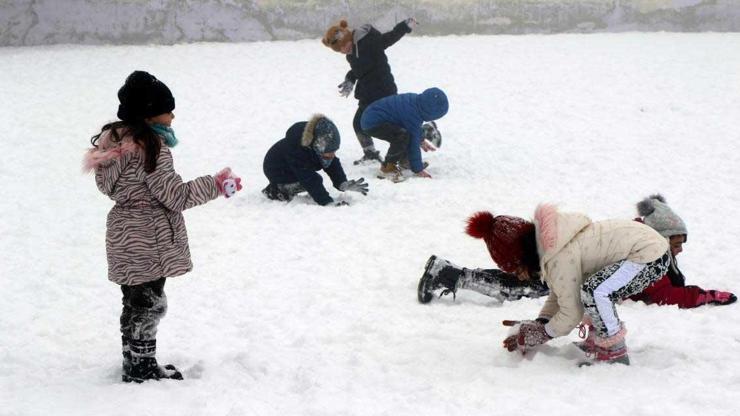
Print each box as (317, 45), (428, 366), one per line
(629, 275), (705, 309)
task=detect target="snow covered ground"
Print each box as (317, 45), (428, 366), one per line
(1, 33), (739, 415)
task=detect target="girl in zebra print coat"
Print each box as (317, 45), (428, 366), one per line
(84, 71), (242, 383)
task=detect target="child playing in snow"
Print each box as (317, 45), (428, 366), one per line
(360, 88), (448, 182)
(261, 114), (368, 206)
(464, 205), (670, 365)
(629, 195), (736, 308)
(84, 71), (242, 383)
(322, 18), (416, 165)
(417, 194), (735, 310)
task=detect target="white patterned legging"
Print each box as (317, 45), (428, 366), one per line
(581, 252), (671, 338)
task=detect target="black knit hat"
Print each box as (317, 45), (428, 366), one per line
(117, 71), (175, 122)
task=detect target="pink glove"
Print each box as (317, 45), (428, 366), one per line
(215, 167), (243, 198)
(502, 320), (551, 352)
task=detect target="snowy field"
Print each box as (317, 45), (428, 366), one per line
(1, 33), (739, 415)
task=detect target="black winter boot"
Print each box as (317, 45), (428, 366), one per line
(122, 336), (133, 376)
(417, 255), (464, 303)
(123, 339), (183, 383)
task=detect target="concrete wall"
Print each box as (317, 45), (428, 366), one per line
(2, 0), (739, 46)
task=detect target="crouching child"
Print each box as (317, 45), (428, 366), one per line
(262, 114), (368, 206)
(360, 88), (448, 182)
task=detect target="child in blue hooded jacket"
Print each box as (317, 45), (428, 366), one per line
(360, 88), (449, 181)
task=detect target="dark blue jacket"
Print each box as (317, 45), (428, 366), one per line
(263, 122), (347, 206)
(361, 89), (449, 173)
(345, 22), (410, 106)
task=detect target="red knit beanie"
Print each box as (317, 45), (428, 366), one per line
(465, 211), (536, 273)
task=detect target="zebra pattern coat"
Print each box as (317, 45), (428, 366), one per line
(84, 129), (219, 285)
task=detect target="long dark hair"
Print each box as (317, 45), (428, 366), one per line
(90, 120), (161, 173)
(521, 228), (542, 275)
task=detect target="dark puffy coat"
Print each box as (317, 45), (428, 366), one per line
(263, 120), (348, 206)
(345, 22), (410, 106)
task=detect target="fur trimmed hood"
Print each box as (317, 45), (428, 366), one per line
(533, 204), (591, 264)
(82, 129), (139, 172)
(300, 114), (340, 154)
(301, 114), (327, 147)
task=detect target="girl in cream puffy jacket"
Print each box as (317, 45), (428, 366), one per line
(466, 204), (670, 365)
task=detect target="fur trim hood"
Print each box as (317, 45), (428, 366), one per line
(82, 129), (139, 172)
(301, 114), (327, 147)
(533, 204), (591, 265)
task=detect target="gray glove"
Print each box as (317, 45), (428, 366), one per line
(339, 178), (368, 195)
(337, 79), (355, 97)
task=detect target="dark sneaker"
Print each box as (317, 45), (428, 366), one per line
(262, 183), (294, 202)
(353, 150), (383, 165)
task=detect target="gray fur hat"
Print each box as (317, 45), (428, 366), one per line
(637, 194), (687, 239)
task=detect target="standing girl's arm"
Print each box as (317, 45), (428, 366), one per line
(145, 146), (219, 212)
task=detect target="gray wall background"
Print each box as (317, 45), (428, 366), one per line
(2, 0), (740, 46)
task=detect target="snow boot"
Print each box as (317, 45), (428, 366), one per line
(579, 325), (630, 366)
(377, 162), (406, 183)
(353, 149), (383, 165)
(122, 336), (133, 376)
(417, 255), (464, 303)
(122, 339), (183, 383)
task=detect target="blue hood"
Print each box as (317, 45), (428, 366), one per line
(417, 88), (449, 121)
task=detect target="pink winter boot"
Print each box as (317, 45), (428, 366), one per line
(593, 325), (629, 365)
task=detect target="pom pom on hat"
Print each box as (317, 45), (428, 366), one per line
(465, 211), (536, 273)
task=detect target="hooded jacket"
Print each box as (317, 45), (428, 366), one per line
(533, 204), (669, 336)
(84, 129), (219, 285)
(262, 116), (348, 206)
(344, 21), (411, 106)
(360, 89), (448, 172)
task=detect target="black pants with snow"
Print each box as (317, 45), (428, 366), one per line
(581, 252), (670, 338)
(120, 277), (167, 345)
(363, 123), (409, 164)
(460, 268), (550, 301)
(353, 104), (375, 151)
